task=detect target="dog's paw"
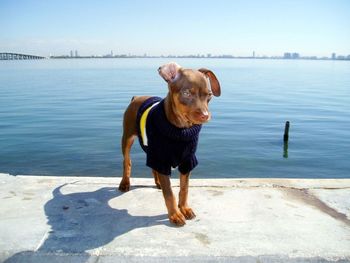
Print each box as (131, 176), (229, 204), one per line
(118, 179), (130, 192)
(179, 206), (196, 220)
(169, 210), (186, 226)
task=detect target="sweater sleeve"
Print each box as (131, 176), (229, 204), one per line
(178, 154), (198, 174)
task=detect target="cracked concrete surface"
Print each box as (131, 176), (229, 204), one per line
(0, 173), (349, 262)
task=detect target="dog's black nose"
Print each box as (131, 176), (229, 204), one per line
(158, 67), (162, 72)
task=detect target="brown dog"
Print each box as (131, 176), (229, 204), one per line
(118, 62), (221, 226)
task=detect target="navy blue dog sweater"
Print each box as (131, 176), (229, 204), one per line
(136, 97), (202, 176)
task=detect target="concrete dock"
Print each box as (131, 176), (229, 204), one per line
(0, 173), (349, 262)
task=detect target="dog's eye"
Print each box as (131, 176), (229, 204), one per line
(207, 92), (213, 102)
(182, 90), (191, 98)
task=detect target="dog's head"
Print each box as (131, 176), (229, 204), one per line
(158, 62), (221, 127)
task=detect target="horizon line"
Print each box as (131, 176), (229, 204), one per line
(2, 52), (350, 61)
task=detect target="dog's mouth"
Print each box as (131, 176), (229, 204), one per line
(186, 112), (211, 126)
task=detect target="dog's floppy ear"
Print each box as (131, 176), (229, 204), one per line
(158, 62), (181, 83)
(198, 68), (221, 97)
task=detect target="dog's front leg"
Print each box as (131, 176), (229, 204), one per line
(158, 173), (186, 226)
(178, 173), (196, 220)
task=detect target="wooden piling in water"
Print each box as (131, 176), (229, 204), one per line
(284, 121), (290, 142)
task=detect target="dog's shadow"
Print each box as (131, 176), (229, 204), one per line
(5, 184), (168, 262)
(40, 184), (168, 253)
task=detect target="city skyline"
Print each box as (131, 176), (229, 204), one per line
(50, 50), (350, 60)
(2, 50), (350, 61)
(1, 0), (350, 57)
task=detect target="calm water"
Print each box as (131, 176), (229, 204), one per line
(0, 58), (349, 178)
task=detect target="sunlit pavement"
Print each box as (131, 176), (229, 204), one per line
(1, 173), (349, 263)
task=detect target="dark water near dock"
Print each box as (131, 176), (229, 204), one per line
(0, 58), (349, 178)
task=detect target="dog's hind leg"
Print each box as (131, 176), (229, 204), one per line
(119, 133), (135, 192)
(118, 95), (150, 192)
(119, 103), (137, 192)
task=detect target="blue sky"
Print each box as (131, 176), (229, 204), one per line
(1, 0), (349, 57)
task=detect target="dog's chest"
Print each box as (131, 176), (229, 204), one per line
(137, 97), (201, 168)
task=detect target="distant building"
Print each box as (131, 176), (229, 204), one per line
(207, 53), (212, 58)
(284, 53), (291, 59)
(253, 51), (255, 58)
(70, 50), (73, 57)
(75, 50), (78, 57)
(284, 52), (299, 59)
(292, 53), (299, 59)
(332, 53), (336, 60)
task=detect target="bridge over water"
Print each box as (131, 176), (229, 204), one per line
(0, 52), (46, 60)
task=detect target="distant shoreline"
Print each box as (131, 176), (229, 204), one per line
(1, 52), (350, 61)
(48, 55), (350, 61)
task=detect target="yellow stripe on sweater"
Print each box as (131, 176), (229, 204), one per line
(140, 101), (160, 146)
